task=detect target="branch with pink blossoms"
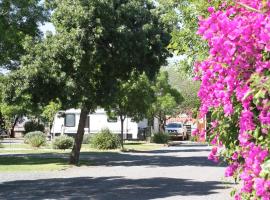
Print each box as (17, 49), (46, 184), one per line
(234, 1), (266, 13)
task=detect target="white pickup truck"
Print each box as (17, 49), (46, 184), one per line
(165, 122), (187, 140)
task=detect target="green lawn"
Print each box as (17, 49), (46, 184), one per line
(0, 141), (164, 172)
(0, 155), (94, 172)
(0, 141), (164, 152)
(123, 141), (164, 151)
(0, 156), (71, 172)
(1, 143), (48, 149)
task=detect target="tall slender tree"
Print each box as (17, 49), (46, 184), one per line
(106, 72), (154, 149)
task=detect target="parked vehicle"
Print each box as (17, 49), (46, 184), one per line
(165, 122), (187, 140)
(51, 108), (148, 140)
(0, 128), (9, 138)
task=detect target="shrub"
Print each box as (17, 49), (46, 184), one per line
(90, 129), (120, 150)
(24, 131), (46, 147)
(82, 134), (92, 144)
(152, 132), (169, 144)
(24, 121), (45, 134)
(52, 135), (74, 150)
(190, 135), (199, 142)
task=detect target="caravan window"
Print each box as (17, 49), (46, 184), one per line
(85, 116), (90, 128)
(65, 114), (75, 127)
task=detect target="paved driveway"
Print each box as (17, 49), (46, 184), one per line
(0, 142), (234, 200)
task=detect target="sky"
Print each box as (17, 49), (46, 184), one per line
(39, 22), (56, 35)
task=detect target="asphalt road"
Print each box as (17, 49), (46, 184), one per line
(0, 142), (234, 200)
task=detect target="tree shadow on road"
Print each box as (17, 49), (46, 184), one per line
(0, 176), (232, 200)
(0, 147), (226, 168)
(78, 151), (226, 168)
(130, 148), (211, 154)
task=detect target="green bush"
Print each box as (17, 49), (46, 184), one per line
(190, 135), (199, 142)
(82, 134), (92, 144)
(52, 135), (74, 150)
(24, 131), (46, 147)
(90, 129), (120, 150)
(152, 132), (169, 144)
(24, 121), (45, 134)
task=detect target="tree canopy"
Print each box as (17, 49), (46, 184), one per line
(0, 0), (48, 69)
(163, 65), (200, 114)
(157, 0), (222, 74)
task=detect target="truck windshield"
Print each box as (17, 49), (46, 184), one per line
(166, 123), (182, 128)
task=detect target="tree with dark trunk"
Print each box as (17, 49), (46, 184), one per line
(10, 116), (19, 138)
(18, 0), (170, 165)
(70, 107), (88, 164)
(0, 72), (40, 138)
(106, 72), (154, 148)
(119, 114), (125, 149)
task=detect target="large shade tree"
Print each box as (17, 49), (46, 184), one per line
(19, 0), (171, 164)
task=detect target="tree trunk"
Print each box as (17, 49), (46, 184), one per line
(69, 107), (89, 165)
(158, 116), (166, 133)
(10, 116), (19, 138)
(161, 116), (166, 132)
(0, 111), (5, 129)
(120, 115), (125, 149)
(158, 116), (163, 133)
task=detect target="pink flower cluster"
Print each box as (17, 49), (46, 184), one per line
(194, 0), (270, 199)
(254, 178), (270, 200)
(240, 143), (268, 193)
(208, 146), (219, 163)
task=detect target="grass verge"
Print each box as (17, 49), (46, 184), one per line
(123, 142), (164, 151)
(0, 156), (92, 172)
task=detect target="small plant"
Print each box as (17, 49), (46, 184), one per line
(152, 132), (169, 144)
(82, 134), (92, 144)
(90, 129), (120, 150)
(52, 135), (74, 150)
(190, 135), (199, 142)
(24, 121), (45, 134)
(24, 131), (46, 147)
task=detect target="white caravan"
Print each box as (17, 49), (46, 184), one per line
(51, 108), (148, 139)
